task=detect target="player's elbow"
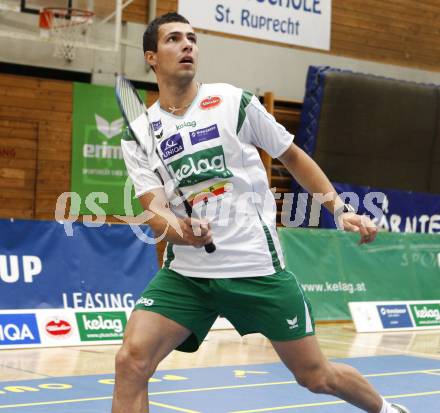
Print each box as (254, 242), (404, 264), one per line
(278, 143), (302, 168)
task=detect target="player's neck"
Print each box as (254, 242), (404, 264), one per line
(158, 80), (199, 116)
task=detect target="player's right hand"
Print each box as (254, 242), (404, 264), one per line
(182, 217), (213, 248)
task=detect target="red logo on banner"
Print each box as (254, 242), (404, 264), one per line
(45, 319), (72, 337)
(200, 96), (222, 110)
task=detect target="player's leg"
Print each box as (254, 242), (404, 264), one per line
(112, 268), (218, 413)
(218, 269), (408, 412)
(112, 310), (191, 413)
(271, 335), (383, 412)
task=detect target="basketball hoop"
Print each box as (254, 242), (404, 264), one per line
(39, 7), (94, 62)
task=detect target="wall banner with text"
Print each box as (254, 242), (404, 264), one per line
(319, 182), (440, 234)
(71, 82), (145, 215)
(178, 0), (332, 51)
(0, 219), (158, 312)
(349, 300), (440, 333)
(279, 228), (440, 321)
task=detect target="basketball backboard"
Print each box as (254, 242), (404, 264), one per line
(0, 0), (124, 58)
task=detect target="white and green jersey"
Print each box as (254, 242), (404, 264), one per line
(121, 83), (294, 278)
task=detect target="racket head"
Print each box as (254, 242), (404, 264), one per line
(115, 74), (156, 158)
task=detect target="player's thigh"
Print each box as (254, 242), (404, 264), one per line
(122, 310), (191, 366)
(219, 269), (315, 341)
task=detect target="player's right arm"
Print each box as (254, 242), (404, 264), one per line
(137, 188), (212, 248)
(120, 129), (212, 248)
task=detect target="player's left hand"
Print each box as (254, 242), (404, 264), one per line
(339, 213), (378, 245)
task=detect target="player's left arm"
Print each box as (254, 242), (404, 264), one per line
(278, 143), (377, 244)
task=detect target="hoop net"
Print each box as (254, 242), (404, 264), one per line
(39, 7), (94, 61)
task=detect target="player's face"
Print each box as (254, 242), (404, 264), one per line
(150, 22), (198, 82)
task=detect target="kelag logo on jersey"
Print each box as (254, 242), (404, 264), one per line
(190, 124), (220, 145)
(176, 120), (197, 131)
(168, 145), (233, 187)
(0, 313), (41, 345)
(160, 133), (184, 160)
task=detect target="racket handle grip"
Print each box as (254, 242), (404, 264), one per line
(204, 242), (216, 254)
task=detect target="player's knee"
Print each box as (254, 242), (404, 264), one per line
(295, 374), (326, 394)
(115, 344), (156, 379)
(295, 365), (337, 395)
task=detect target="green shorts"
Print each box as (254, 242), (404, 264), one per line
(134, 268), (315, 352)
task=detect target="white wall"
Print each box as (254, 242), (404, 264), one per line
(1, 16), (440, 101)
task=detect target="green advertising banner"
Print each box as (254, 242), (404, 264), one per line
(75, 311), (127, 341)
(278, 228), (440, 321)
(71, 82), (145, 215)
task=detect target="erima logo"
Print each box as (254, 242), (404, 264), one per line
(95, 114), (124, 139)
(287, 317), (299, 329)
(136, 297), (155, 307)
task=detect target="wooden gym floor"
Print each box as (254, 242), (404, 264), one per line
(1, 322), (439, 381)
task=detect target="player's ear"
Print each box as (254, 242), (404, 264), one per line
(145, 51), (156, 70)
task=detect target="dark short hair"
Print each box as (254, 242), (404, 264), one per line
(143, 12), (190, 53)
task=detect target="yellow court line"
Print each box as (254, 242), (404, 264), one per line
(0, 382), (298, 409)
(1, 367), (440, 409)
(0, 396), (112, 409)
(150, 368), (440, 396)
(230, 400), (346, 413)
(365, 369), (440, 378)
(387, 390), (440, 400)
(319, 338), (440, 360)
(150, 401), (201, 413)
(229, 390), (440, 413)
(149, 380), (296, 396)
(0, 396), (200, 413)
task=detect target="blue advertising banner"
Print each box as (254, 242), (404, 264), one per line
(0, 313), (41, 345)
(319, 182), (440, 233)
(0, 219), (158, 310)
(377, 305), (413, 329)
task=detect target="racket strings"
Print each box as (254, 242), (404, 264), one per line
(117, 77), (145, 123)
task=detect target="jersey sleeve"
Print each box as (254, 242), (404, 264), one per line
(120, 128), (164, 198)
(238, 92), (294, 158)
